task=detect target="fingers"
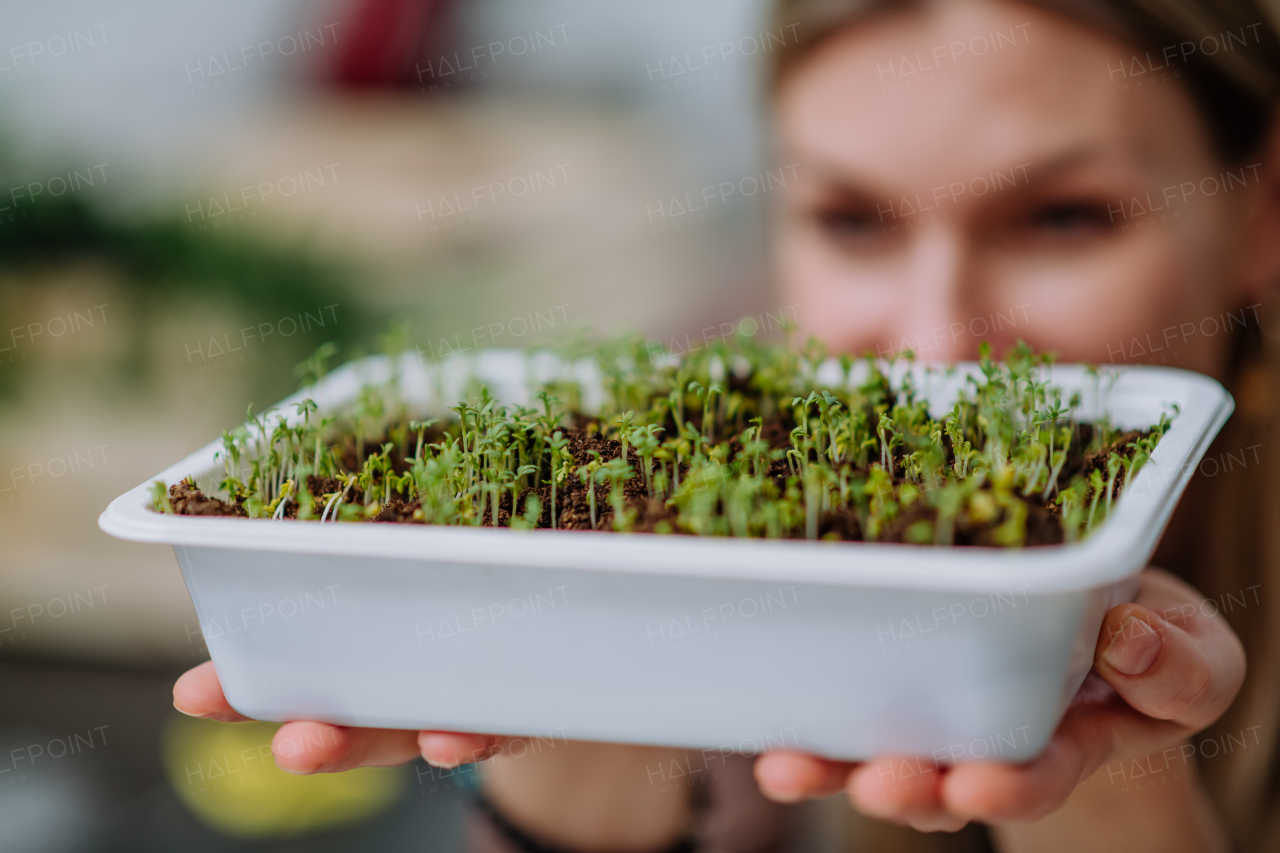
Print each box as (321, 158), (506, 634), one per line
(756, 752), (961, 832)
(173, 662), (505, 776)
(847, 757), (967, 832)
(847, 706), (1104, 828)
(172, 661), (252, 722)
(272, 721), (421, 774)
(173, 664), (511, 776)
(922, 568), (1247, 826)
(1095, 569), (1245, 733)
(750, 569), (1246, 831)
(419, 731), (509, 768)
(939, 734), (1090, 824)
(754, 750), (853, 802)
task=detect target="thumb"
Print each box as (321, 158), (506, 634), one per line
(1094, 600), (1243, 732)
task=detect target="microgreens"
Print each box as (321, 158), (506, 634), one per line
(165, 336), (1171, 547)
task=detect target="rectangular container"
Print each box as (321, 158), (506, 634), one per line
(100, 353), (1232, 762)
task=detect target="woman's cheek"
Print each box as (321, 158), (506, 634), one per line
(781, 231), (895, 352)
(988, 233), (1196, 364)
(789, 272), (896, 353)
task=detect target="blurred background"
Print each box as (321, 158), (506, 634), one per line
(0, 0), (794, 849)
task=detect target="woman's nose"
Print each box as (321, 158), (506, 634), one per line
(886, 228), (983, 361)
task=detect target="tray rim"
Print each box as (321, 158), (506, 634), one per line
(100, 353), (1234, 596)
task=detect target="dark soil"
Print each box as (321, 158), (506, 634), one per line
(169, 481), (242, 517)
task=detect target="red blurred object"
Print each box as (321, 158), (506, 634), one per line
(330, 0), (444, 87)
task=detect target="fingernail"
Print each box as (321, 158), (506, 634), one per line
(278, 766), (312, 776)
(1102, 616), (1162, 675)
(173, 704), (208, 718)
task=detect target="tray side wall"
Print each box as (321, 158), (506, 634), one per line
(177, 545), (1111, 762)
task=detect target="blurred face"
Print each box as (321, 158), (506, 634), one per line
(775, 0), (1271, 376)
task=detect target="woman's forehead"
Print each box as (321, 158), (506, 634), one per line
(776, 0), (1213, 189)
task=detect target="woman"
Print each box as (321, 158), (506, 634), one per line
(174, 0), (1280, 849)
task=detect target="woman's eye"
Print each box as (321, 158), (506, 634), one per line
(815, 207), (881, 239)
(1024, 202), (1113, 233)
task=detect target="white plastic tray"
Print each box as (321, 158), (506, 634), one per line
(100, 353), (1232, 761)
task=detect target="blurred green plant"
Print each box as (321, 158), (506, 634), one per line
(0, 170), (383, 400)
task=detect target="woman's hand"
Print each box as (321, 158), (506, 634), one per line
(174, 566), (1244, 840)
(752, 568), (1246, 834)
(173, 669), (694, 848)
(172, 663), (510, 773)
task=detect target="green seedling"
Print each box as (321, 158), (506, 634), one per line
(631, 424), (663, 498)
(613, 411), (636, 460)
(577, 452), (603, 529)
(167, 330), (1167, 547)
(269, 480), (294, 519)
(295, 342), (338, 388)
(546, 430), (570, 529)
(600, 457), (636, 531)
(151, 480), (173, 514)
